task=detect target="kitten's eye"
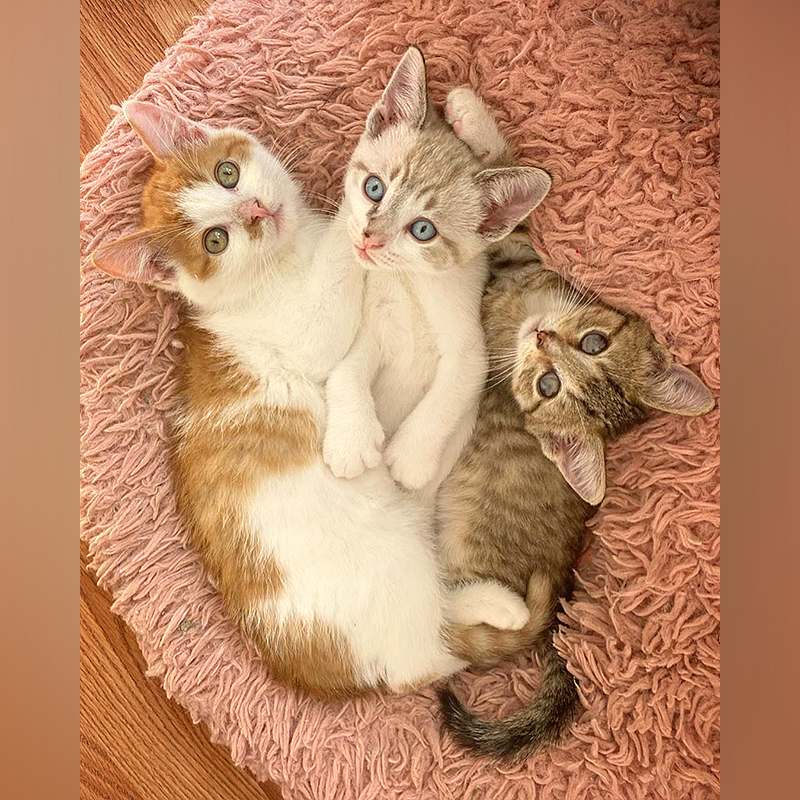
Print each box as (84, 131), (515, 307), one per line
(409, 218), (437, 241)
(216, 161), (239, 189)
(204, 227), (229, 254)
(537, 371), (561, 398)
(580, 332), (608, 355)
(364, 175), (385, 202)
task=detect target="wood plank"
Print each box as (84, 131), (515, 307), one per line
(80, 0), (205, 158)
(80, 544), (283, 800)
(80, 2), (285, 797)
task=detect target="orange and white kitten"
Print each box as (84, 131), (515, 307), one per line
(91, 101), (524, 698)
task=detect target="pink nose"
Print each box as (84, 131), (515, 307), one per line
(536, 330), (551, 347)
(240, 198), (273, 223)
(359, 229), (385, 250)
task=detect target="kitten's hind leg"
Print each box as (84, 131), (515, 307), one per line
(448, 580), (531, 631)
(445, 88), (509, 165)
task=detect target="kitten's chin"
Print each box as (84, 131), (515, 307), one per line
(354, 244), (377, 264)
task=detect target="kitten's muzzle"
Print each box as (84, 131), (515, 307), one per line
(355, 230), (385, 260)
(536, 330), (552, 348)
(238, 198), (277, 225)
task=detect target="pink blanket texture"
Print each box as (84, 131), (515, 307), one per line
(79, 1), (720, 798)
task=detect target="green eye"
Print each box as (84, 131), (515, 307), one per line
(204, 227), (229, 254)
(216, 161), (239, 188)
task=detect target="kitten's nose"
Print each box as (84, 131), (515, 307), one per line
(240, 198), (273, 224)
(536, 330), (551, 347)
(360, 229), (384, 250)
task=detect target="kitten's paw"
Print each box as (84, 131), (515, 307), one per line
(384, 429), (441, 491)
(450, 582), (531, 631)
(445, 87), (507, 163)
(323, 415), (385, 479)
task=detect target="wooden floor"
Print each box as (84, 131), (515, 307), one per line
(80, 2), (283, 798)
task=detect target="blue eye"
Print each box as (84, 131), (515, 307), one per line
(409, 218), (437, 241)
(364, 175), (385, 202)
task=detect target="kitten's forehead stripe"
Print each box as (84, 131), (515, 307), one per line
(438, 233), (461, 264)
(415, 184), (439, 199)
(574, 393), (599, 419)
(580, 373), (647, 437)
(602, 372), (627, 400)
(396, 161), (411, 190)
(610, 315), (632, 337)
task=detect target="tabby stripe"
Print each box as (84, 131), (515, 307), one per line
(601, 368), (628, 401)
(574, 393), (599, 418)
(611, 316), (631, 337)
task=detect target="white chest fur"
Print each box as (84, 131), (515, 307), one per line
(323, 257), (489, 496)
(369, 271), (441, 435)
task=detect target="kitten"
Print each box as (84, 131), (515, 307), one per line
(434, 89), (715, 759)
(322, 47), (552, 526)
(90, 99), (533, 699)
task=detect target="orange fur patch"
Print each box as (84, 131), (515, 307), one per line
(244, 617), (364, 700)
(173, 320), (316, 604)
(172, 320), (362, 697)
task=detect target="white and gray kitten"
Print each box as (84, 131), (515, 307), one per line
(323, 46), (551, 522)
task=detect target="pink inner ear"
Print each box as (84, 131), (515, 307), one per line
(366, 47), (427, 138)
(91, 230), (171, 286)
(646, 363), (715, 416)
(478, 198), (527, 235)
(477, 168), (552, 239)
(123, 101), (208, 159)
(539, 433), (606, 506)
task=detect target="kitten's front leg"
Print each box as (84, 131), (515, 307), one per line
(323, 324), (385, 479)
(445, 87), (509, 166)
(385, 323), (486, 491)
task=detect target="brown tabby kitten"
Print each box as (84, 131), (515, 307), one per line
(436, 89), (715, 760)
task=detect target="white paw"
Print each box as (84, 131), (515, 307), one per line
(450, 582), (531, 631)
(323, 414), (385, 479)
(445, 87), (506, 163)
(384, 429), (441, 491)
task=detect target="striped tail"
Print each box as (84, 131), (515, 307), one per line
(438, 632), (580, 760)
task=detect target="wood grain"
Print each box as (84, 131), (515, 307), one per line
(80, 0), (206, 159)
(80, 2), (284, 797)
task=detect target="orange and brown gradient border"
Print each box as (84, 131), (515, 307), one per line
(1, 1), (78, 796)
(0, 3), (799, 798)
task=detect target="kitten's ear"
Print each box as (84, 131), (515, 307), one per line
(641, 360), (715, 416)
(91, 229), (175, 289)
(365, 46), (428, 139)
(537, 432), (606, 506)
(123, 101), (210, 159)
(476, 167), (552, 242)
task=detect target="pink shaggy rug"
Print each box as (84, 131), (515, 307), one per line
(80, 1), (719, 798)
